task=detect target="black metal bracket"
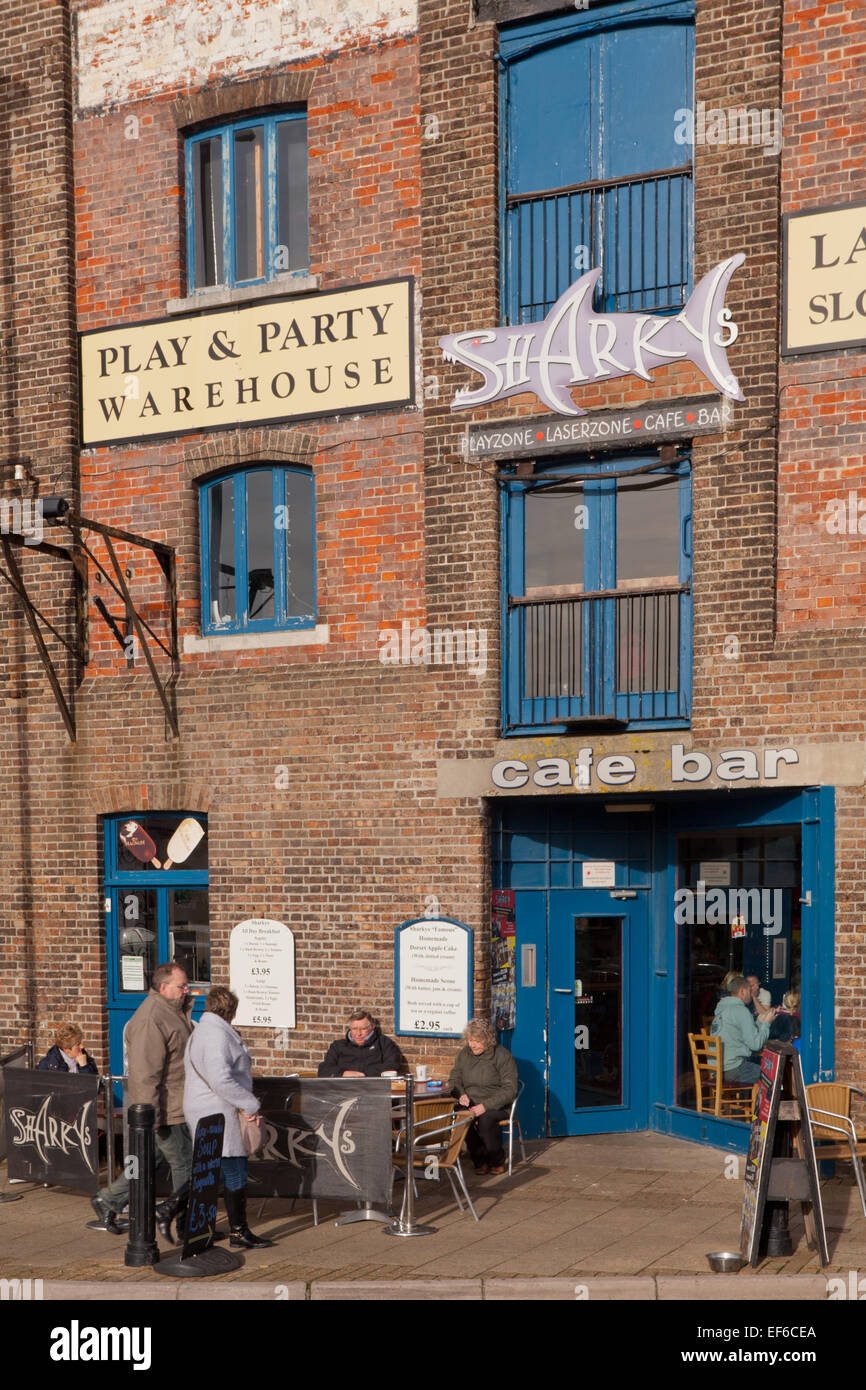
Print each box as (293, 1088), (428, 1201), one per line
(0, 504), (179, 742)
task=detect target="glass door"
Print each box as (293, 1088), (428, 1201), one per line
(548, 889), (649, 1135)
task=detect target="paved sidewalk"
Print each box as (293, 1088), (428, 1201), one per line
(2, 1133), (864, 1297)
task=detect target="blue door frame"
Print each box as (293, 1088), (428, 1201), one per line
(497, 785), (835, 1150)
(548, 889), (649, 1135)
(104, 816), (208, 1080)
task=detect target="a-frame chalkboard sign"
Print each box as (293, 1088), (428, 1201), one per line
(156, 1112), (243, 1278)
(740, 1042), (828, 1267)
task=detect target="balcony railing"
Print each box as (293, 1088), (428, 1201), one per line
(505, 165), (693, 323)
(507, 583), (689, 728)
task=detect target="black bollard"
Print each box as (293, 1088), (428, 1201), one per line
(124, 1102), (159, 1268)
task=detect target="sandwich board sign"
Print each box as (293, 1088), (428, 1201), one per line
(740, 1043), (828, 1266)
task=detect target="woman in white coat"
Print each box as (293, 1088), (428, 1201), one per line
(183, 985), (275, 1249)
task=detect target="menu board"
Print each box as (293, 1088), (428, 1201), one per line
(395, 917), (473, 1038)
(740, 1048), (783, 1263)
(740, 1043), (827, 1267)
(181, 1113), (225, 1260)
(230, 918), (296, 1029)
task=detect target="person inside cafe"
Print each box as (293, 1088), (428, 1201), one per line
(448, 1017), (518, 1175)
(38, 1024), (99, 1074)
(769, 988), (801, 1043)
(317, 1008), (403, 1078)
(745, 973), (773, 1018)
(710, 974), (777, 1084)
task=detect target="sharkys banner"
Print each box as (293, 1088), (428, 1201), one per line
(440, 256), (745, 416)
(4, 1070), (100, 1192)
(248, 1076), (393, 1204)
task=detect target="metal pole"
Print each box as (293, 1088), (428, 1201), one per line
(105, 1075), (116, 1184)
(124, 1103), (159, 1267)
(384, 1074), (436, 1237)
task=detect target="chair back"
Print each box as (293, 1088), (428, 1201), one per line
(409, 1108), (472, 1170)
(440, 1111), (474, 1169)
(688, 1032), (722, 1114)
(806, 1083), (853, 1142)
(414, 1099), (457, 1145)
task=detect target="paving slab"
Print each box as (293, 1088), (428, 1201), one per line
(311, 1279), (480, 1300)
(484, 1277), (655, 1300)
(657, 1275), (830, 1300)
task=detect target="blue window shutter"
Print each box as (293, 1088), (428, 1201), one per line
(501, 1), (694, 321)
(599, 21), (693, 180)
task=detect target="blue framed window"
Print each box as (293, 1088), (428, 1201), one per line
(104, 812), (210, 1078)
(186, 111), (309, 292)
(502, 453), (692, 733)
(199, 465), (315, 635)
(500, 0), (694, 322)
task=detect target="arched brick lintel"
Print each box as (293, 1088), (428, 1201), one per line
(171, 72), (316, 131)
(91, 784), (217, 816)
(183, 428), (317, 485)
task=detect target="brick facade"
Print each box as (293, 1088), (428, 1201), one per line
(1, 0), (865, 1123)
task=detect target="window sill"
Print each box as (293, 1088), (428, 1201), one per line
(183, 624), (329, 654)
(166, 273), (321, 316)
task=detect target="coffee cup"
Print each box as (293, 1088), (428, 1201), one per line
(415, 1064), (429, 1082)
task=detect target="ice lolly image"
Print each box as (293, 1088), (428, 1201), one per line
(163, 817), (205, 869)
(119, 820), (161, 868)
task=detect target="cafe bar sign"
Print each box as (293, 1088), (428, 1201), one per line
(465, 394), (731, 461)
(80, 277), (414, 446)
(783, 201), (866, 355)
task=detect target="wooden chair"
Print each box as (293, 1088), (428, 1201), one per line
(805, 1082), (866, 1219)
(688, 1032), (755, 1119)
(393, 1107), (478, 1220)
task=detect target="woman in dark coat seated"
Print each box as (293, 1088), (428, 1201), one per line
(38, 1024), (99, 1074)
(448, 1017), (518, 1175)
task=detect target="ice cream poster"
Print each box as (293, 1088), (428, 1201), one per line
(118, 816), (206, 871)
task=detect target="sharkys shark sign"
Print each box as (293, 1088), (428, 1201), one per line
(439, 256), (745, 417)
(4, 1070), (100, 1192)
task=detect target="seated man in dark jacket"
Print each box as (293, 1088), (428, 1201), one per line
(318, 1009), (403, 1077)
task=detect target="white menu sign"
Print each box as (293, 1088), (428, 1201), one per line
(230, 918), (296, 1028)
(396, 917), (471, 1037)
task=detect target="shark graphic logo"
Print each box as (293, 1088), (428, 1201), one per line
(439, 255), (745, 416)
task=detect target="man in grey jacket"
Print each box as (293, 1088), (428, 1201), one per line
(89, 962), (194, 1240)
(710, 975), (777, 1083)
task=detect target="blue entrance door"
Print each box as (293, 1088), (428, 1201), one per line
(548, 889), (649, 1135)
